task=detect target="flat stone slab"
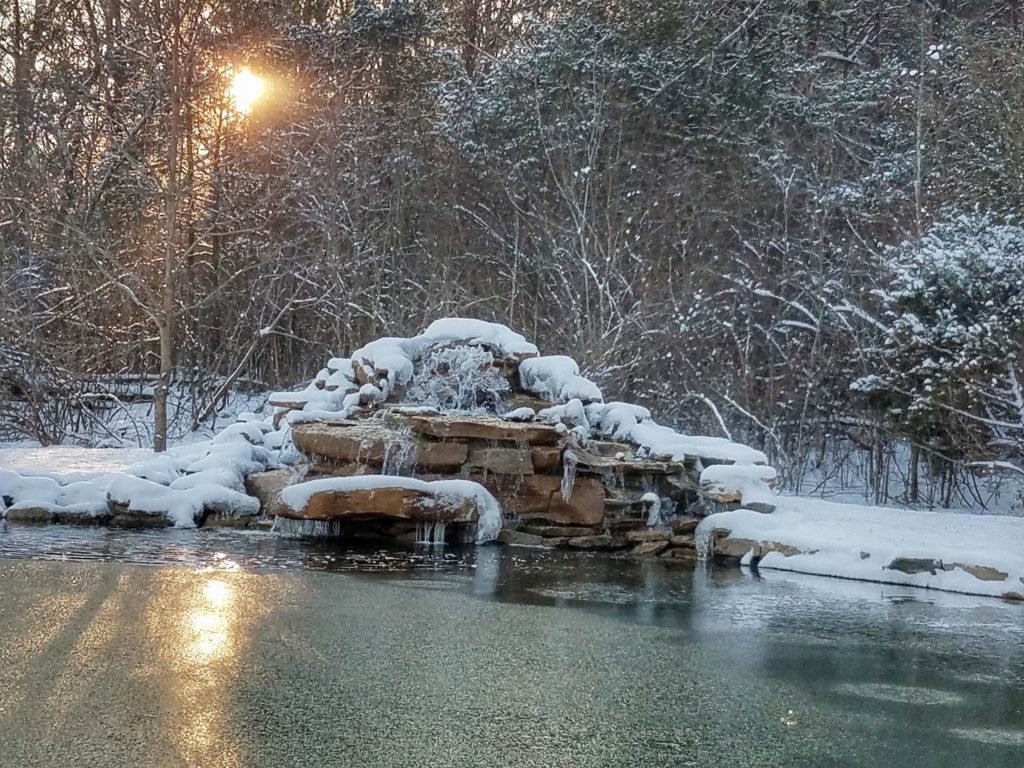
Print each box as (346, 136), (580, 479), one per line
(292, 422), (469, 471)
(407, 414), (560, 445)
(281, 485), (475, 523)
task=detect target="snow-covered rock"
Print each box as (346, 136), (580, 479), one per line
(279, 475), (502, 544)
(698, 496), (1024, 601)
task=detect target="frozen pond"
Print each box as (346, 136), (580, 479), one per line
(0, 523), (1022, 766)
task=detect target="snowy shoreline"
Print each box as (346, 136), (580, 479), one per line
(698, 495), (1024, 601)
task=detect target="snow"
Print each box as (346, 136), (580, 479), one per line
(698, 495), (1024, 600)
(700, 463), (778, 500)
(0, 445), (149, 481)
(1, 417), (279, 527)
(280, 475), (502, 544)
(351, 319), (537, 383)
(519, 356), (603, 403)
(503, 407), (536, 422)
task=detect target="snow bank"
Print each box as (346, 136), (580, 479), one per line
(1, 418), (279, 528)
(280, 475), (502, 544)
(700, 463), (778, 501)
(698, 496), (1024, 600)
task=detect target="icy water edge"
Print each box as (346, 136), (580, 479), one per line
(0, 522), (1022, 767)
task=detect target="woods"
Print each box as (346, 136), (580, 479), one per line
(3, 0), (1024, 508)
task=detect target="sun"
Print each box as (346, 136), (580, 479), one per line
(228, 67), (265, 115)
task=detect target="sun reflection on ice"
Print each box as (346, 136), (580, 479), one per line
(188, 578), (234, 661)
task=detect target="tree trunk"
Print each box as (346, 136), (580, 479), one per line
(155, 0), (182, 452)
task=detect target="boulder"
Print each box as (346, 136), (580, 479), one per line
(603, 517), (648, 532)
(661, 547), (700, 561)
(567, 535), (630, 551)
(408, 414), (560, 445)
(109, 512), (171, 529)
(203, 514), (254, 528)
(510, 476), (605, 526)
(630, 540), (670, 557)
(244, 469), (292, 517)
(626, 529), (670, 543)
(498, 529), (546, 547)
(4, 505), (54, 524)
(670, 535), (696, 548)
(520, 524), (601, 538)
(280, 485), (476, 524)
(670, 516), (701, 534)
(712, 535), (759, 559)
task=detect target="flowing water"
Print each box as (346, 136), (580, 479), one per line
(0, 521), (1022, 767)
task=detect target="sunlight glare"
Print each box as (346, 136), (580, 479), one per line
(229, 67), (265, 115)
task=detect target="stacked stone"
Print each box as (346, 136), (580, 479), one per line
(269, 407), (704, 552)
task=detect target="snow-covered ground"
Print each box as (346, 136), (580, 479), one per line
(0, 444), (150, 482)
(698, 495), (1024, 601)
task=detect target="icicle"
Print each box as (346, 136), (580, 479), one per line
(643, 492), (663, 527)
(271, 516), (344, 537)
(415, 520), (447, 545)
(560, 454), (578, 501)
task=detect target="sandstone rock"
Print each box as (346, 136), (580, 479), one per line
(408, 414), (560, 445)
(280, 485), (476, 524)
(478, 474), (605, 526)
(498, 529), (546, 547)
(886, 557), (1008, 582)
(292, 422), (469, 471)
(415, 440), (473, 470)
(670, 517), (701, 534)
(712, 536), (759, 559)
(886, 557), (941, 575)
(292, 422), (384, 462)
(110, 512), (171, 529)
(591, 440), (634, 458)
(203, 514), (253, 528)
(55, 510), (110, 526)
(567, 534), (629, 551)
(661, 547), (700, 561)
(465, 445), (534, 475)
(670, 535), (696, 548)
(540, 537), (569, 548)
(603, 517), (648, 532)
(244, 469), (293, 517)
(268, 395), (309, 410)
(351, 360), (373, 386)
(531, 446), (562, 473)
(565, 447), (689, 475)
(957, 563), (1009, 582)
(4, 506), (53, 524)
(757, 541), (802, 557)
(521, 524), (601, 538)
(745, 501), (777, 514)
(506, 392), (556, 412)
(626, 529), (670, 543)
(524, 477), (605, 526)
(630, 540), (670, 557)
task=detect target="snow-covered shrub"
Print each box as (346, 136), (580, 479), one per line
(860, 214), (1024, 465)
